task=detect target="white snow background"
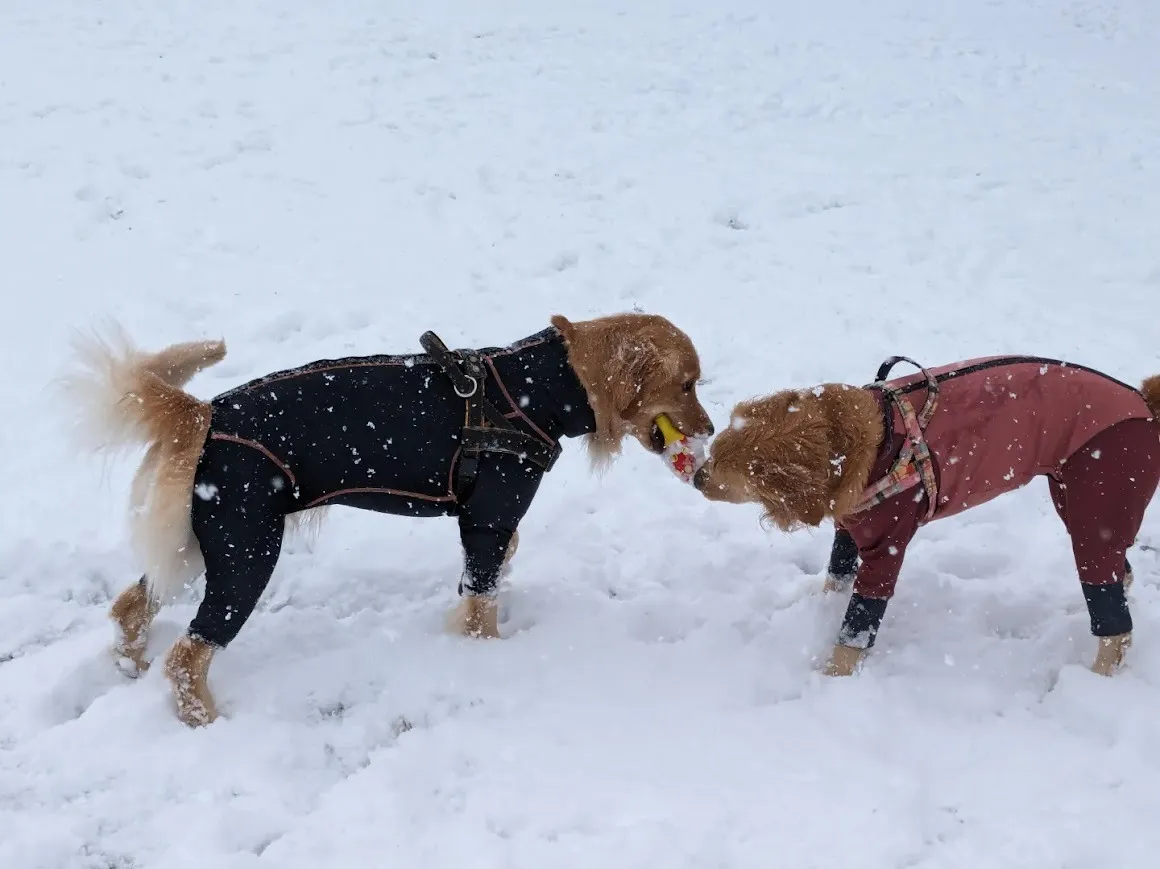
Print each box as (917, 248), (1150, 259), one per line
(3, 0), (1160, 866)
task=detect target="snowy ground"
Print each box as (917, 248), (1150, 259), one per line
(3, 0), (1160, 866)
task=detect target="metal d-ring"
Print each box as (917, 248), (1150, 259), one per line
(455, 376), (479, 399)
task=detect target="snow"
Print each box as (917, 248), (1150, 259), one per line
(3, 0), (1160, 866)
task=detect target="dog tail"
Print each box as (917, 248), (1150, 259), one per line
(63, 325), (226, 603)
(1143, 375), (1160, 419)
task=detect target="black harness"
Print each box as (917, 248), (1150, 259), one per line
(420, 330), (563, 499)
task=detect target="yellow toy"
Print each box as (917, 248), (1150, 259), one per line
(655, 413), (705, 484)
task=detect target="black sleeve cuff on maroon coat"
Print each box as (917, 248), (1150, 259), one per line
(1081, 581), (1132, 637)
(827, 528), (860, 580)
(838, 593), (890, 650)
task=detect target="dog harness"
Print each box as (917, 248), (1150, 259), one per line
(419, 330), (561, 499)
(847, 356), (940, 522)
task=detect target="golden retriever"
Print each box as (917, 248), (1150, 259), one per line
(65, 313), (712, 726)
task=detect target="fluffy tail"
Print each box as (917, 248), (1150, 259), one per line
(1143, 375), (1160, 418)
(63, 326), (226, 603)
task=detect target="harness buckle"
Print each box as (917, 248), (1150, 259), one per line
(454, 376), (479, 399)
(420, 328), (564, 500)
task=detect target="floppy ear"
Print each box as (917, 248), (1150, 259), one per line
(751, 457), (830, 529)
(550, 315), (575, 342)
(559, 316), (663, 417)
(551, 314), (637, 460)
(739, 394), (833, 530)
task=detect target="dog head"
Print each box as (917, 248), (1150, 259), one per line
(694, 384), (884, 529)
(693, 390), (835, 530)
(552, 313), (714, 464)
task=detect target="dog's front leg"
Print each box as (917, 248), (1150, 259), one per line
(824, 593), (888, 676)
(448, 595), (500, 639)
(448, 523), (518, 639)
(823, 528), (859, 595)
(823, 644), (866, 677)
(1092, 633), (1132, 676)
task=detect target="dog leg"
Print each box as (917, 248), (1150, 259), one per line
(822, 574), (855, 595)
(501, 530), (520, 575)
(452, 518), (519, 639)
(823, 643), (866, 677)
(1091, 632), (1131, 676)
(447, 537), (510, 638)
(109, 576), (158, 675)
(447, 595), (501, 639)
(823, 528), (858, 594)
(163, 636), (218, 726)
(446, 538), (508, 638)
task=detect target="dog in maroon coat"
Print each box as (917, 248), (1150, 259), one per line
(694, 355), (1160, 677)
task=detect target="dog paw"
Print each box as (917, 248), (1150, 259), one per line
(113, 649), (150, 678)
(182, 697), (218, 726)
(1090, 633), (1131, 677)
(173, 692), (219, 727)
(168, 667), (219, 727)
(822, 644), (865, 677)
(164, 637), (219, 727)
(446, 597), (501, 639)
(822, 573), (855, 595)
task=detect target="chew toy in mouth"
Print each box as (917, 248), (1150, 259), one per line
(654, 414), (706, 484)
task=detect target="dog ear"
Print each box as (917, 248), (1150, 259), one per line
(751, 456), (830, 530)
(550, 315), (575, 342)
(733, 392), (833, 530)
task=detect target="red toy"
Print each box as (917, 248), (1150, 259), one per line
(655, 414), (706, 484)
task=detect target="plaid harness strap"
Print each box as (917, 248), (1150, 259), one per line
(848, 356), (940, 522)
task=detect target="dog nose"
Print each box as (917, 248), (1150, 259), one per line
(693, 466), (709, 490)
(704, 420), (715, 436)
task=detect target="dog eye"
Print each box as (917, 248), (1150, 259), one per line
(682, 380), (696, 393)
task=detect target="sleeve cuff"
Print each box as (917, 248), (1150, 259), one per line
(827, 529), (860, 580)
(837, 593), (890, 650)
(1081, 581), (1132, 637)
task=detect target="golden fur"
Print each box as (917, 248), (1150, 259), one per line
(445, 596), (502, 639)
(1143, 375), (1160, 418)
(164, 636), (217, 726)
(63, 328), (225, 607)
(68, 314), (709, 726)
(107, 577), (158, 673)
(695, 385), (882, 530)
(551, 313), (713, 467)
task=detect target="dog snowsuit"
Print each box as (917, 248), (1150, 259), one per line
(184, 327), (595, 648)
(835, 356), (1160, 650)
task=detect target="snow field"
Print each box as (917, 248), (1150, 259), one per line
(3, 1), (1160, 866)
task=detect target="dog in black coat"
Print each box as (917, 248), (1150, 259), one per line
(65, 313), (713, 726)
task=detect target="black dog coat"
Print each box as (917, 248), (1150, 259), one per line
(185, 327), (595, 647)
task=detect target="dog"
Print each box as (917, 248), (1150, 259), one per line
(65, 313), (713, 726)
(693, 354), (1160, 677)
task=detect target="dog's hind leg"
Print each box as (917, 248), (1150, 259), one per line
(1051, 419), (1160, 675)
(110, 575), (160, 675)
(163, 437), (292, 726)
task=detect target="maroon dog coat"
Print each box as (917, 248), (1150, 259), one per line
(836, 356), (1160, 649)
